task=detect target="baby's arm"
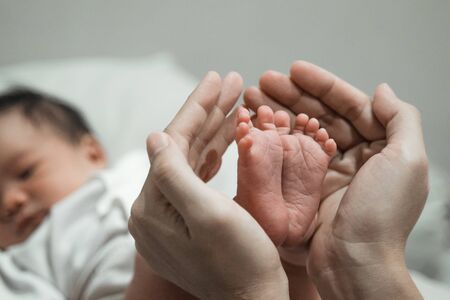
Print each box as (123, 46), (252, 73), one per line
(282, 260), (321, 300)
(125, 254), (198, 300)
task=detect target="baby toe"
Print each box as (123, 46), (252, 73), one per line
(237, 134), (253, 156)
(324, 138), (337, 156)
(236, 122), (250, 143)
(314, 128), (329, 143)
(274, 110), (291, 135)
(304, 117), (320, 136)
(237, 106), (251, 125)
(257, 105), (276, 131)
(293, 113), (309, 134)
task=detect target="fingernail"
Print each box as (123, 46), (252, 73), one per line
(147, 132), (168, 159)
(204, 70), (218, 81)
(226, 71), (240, 79)
(382, 83), (397, 97)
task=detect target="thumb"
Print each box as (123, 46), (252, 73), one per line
(372, 83), (426, 159)
(146, 132), (226, 221)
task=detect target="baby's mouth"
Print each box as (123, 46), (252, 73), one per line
(16, 209), (48, 235)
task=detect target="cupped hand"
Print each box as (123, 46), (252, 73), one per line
(245, 62), (428, 299)
(129, 72), (289, 300)
(165, 71), (242, 182)
(245, 61), (386, 204)
(245, 62), (386, 264)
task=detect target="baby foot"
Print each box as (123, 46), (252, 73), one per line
(279, 113), (337, 246)
(235, 105), (336, 247)
(234, 106), (289, 246)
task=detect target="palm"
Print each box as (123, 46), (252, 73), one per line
(307, 140), (385, 276)
(324, 144), (373, 199)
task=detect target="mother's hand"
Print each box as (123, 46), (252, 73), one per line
(128, 72), (289, 300)
(245, 62), (428, 299)
(245, 61), (386, 203)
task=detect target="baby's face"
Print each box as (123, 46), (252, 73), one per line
(0, 111), (105, 249)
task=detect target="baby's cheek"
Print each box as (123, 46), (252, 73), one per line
(29, 177), (72, 206)
(0, 223), (23, 248)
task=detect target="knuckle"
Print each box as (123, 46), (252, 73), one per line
(410, 105), (421, 119)
(410, 151), (428, 171)
(145, 133), (153, 150)
(401, 149), (429, 178)
(402, 102), (422, 120)
(129, 199), (144, 238)
(400, 148), (426, 166)
(129, 199), (141, 225)
(344, 101), (366, 122)
(129, 199), (139, 219)
(128, 217), (137, 238)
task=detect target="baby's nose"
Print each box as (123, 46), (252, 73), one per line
(1, 187), (28, 218)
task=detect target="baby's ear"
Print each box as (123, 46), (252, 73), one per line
(79, 134), (107, 167)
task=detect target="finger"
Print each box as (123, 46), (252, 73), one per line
(244, 85), (362, 150)
(217, 72), (243, 115)
(190, 72), (243, 166)
(147, 132), (227, 223)
(289, 61), (385, 141)
(244, 86), (296, 126)
(165, 71), (222, 155)
(259, 70), (332, 119)
(198, 157), (222, 183)
(372, 84), (427, 160)
(194, 108), (238, 181)
(258, 70), (365, 149)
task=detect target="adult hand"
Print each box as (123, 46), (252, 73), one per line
(128, 72), (289, 300)
(165, 71), (241, 183)
(245, 61), (428, 299)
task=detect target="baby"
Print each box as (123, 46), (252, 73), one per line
(0, 89), (106, 248)
(234, 105), (336, 247)
(0, 88), (145, 299)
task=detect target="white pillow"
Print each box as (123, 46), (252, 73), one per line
(0, 53), (198, 162)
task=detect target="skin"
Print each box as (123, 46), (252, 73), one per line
(127, 72), (290, 300)
(0, 110), (106, 249)
(127, 62), (427, 300)
(235, 105), (336, 247)
(245, 61), (427, 299)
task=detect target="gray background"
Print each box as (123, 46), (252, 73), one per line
(1, 0), (449, 172)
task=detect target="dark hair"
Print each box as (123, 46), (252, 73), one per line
(0, 87), (92, 144)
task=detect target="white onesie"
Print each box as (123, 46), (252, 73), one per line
(0, 151), (148, 300)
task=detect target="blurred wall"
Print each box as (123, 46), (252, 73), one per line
(0, 0), (449, 171)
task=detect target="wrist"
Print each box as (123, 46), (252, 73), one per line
(281, 259), (320, 300)
(278, 246), (308, 266)
(223, 266), (290, 300)
(311, 241), (422, 300)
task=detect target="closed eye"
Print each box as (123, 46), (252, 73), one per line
(18, 166), (35, 181)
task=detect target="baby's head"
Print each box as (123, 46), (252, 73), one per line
(0, 88), (107, 249)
